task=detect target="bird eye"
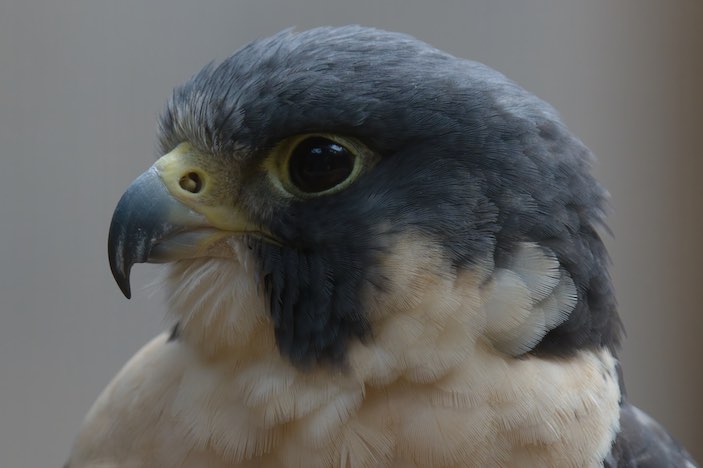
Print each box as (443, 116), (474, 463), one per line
(288, 137), (355, 193)
(265, 133), (375, 198)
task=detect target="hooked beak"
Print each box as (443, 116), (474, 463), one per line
(107, 143), (275, 298)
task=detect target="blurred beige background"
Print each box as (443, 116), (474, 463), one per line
(1, 0), (701, 466)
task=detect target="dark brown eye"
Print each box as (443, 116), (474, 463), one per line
(288, 137), (355, 193)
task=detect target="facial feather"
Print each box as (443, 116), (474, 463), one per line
(484, 243), (578, 355)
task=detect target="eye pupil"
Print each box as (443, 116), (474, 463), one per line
(289, 137), (355, 193)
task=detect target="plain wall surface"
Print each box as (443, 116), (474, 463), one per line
(1, 1), (701, 466)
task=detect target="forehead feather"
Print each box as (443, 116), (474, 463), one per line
(158, 26), (502, 154)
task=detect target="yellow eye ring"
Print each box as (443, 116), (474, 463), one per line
(265, 133), (375, 198)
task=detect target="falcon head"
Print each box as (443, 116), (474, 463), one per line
(108, 25), (622, 369)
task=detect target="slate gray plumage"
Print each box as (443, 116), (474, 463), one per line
(68, 26), (696, 467)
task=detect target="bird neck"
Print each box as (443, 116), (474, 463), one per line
(160, 247), (621, 466)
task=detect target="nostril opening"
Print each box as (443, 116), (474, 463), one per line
(179, 172), (203, 194)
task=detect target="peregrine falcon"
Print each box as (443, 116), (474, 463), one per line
(66, 26), (697, 467)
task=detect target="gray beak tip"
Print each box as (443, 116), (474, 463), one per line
(120, 283), (132, 300)
(108, 219), (134, 299)
(111, 264), (133, 299)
